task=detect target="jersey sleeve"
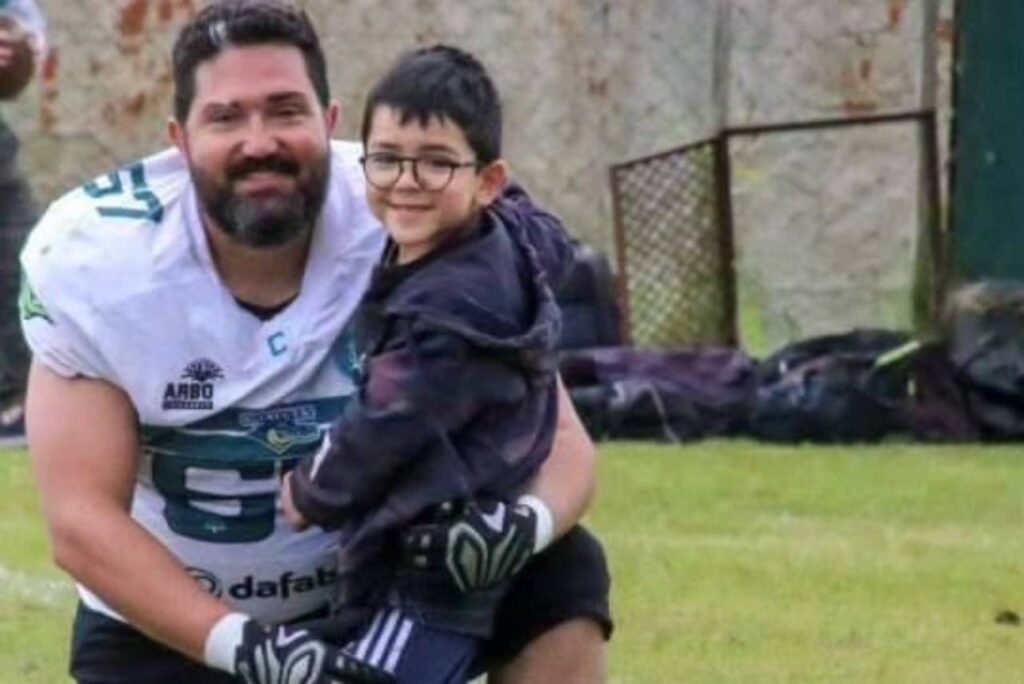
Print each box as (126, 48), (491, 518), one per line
(19, 197), (115, 381)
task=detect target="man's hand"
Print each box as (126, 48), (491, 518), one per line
(206, 614), (393, 684)
(400, 498), (552, 593)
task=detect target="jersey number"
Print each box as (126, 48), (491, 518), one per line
(151, 459), (280, 543)
(84, 163), (165, 223)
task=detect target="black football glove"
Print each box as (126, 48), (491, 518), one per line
(233, 618), (393, 684)
(400, 499), (539, 593)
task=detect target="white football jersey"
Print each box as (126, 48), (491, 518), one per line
(21, 141), (386, 623)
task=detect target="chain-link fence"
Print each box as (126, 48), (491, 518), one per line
(611, 110), (943, 351)
(610, 139), (736, 348)
(605, 0), (952, 352)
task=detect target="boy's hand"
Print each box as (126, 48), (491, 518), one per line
(399, 498), (552, 592)
(280, 472), (309, 531)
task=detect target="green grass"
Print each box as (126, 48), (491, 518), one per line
(0, 449), (76, 683)
(3, 442), (1024, 683)
(592, 441), (1024, 683)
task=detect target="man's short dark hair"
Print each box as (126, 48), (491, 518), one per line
(172, 0), (329, 123)
(361, 45), (503, 164)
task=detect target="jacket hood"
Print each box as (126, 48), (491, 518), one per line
(373, 187), (570, 377)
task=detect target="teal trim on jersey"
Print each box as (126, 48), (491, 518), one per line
(18, 272), (51, 324)
(140, 396), (351, 462)
(154, 396), (350, 431)
(331, 327), (365, 385)
(83, 162), (165, 224)
(139, 396), (350, 543)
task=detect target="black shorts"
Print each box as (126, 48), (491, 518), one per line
(69, 525), (613, 683)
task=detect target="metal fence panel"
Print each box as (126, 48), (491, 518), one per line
(611, 140), (734, 348)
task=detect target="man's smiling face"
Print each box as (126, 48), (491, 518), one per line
(172, 43), (338, 248)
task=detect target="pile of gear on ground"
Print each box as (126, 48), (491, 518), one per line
(556, 244), (1024, 443)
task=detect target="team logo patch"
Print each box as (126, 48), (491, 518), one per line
(331, 329), (364, 384)
(162, 358), (225, 410)
(238, 404), (322, 455)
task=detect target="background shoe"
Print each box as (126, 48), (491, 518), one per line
(0, 400), (26, 447)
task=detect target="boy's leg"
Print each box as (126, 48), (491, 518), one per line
(342, 607), (477, 684)
(479, 526), (613, 684)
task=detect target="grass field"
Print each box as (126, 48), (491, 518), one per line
(3, 441), (1024, 683)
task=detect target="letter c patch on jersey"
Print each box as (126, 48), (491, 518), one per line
(268, 332), (288, 357)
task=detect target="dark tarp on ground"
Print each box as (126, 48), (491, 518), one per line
(561, 329), (982, 444)
(560, 346), (756, 442)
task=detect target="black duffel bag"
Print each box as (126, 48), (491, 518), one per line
(947, 281), (1024, 440)
(747, 329), (916, 443)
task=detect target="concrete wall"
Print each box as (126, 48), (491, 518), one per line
(3, 0), (954, 350)
(4, 0), (718, 257)
(727, 0), (954, 349)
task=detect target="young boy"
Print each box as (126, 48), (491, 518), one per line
(283, 45), (571, 682)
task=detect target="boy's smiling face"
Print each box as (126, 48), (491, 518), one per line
(364, 105), (507, 264)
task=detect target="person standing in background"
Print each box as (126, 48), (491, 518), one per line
(0, 0), (46, 440)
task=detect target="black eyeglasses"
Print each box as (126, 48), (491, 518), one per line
(359, 153), (480, 191)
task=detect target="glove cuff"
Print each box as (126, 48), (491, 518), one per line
(517, 494), (555, 553)
(203, 611), (250, 674)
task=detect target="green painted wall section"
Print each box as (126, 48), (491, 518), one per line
(952, 1), (1024, 280)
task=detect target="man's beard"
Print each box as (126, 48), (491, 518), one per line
(192, 150), (330, 249)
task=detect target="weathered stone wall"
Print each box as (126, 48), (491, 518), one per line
(3, 0), (954, 349)
(4, 0), (718, 258)
(727, 0), (955, 349)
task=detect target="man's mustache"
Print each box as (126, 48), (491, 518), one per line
(227, 156), (301, 183)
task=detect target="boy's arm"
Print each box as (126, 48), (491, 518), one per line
(494, 185), (592, 532)
(399, 375), (596, 590)
(288, 323), (516, 526)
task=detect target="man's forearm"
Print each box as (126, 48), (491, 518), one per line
(523, 378), (596, 539)
(27, 363), (230, 664)
(48, 504), (231, 662)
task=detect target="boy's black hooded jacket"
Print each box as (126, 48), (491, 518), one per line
(290, 184), (570, 636)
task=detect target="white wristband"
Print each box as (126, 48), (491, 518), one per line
(517, 494), (555, 553)
(204, 612), (249, 674)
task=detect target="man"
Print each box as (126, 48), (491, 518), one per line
(22, 2), (611, 683)
(0, 0), (45, 440)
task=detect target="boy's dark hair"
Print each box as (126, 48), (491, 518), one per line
(171, 0), (329, 123)
(361, 45), (503, 163)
